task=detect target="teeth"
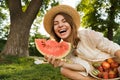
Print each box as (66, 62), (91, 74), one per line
(60, 29), (65, 32)
(59, 29), (66, 33)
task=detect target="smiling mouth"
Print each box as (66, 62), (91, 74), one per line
(59, 29), (67, 34)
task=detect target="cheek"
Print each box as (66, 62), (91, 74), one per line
(68, 27), (72, 33)
(53, 26), (58, 34)
(53, 26), (63, 37)
(68, 30), (72, 36)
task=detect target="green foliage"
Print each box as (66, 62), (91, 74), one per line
(51, 0), (59, 7)
(21, 0), (30, 12)
(77, 0), (120, 39)
(113, 27), (120, 45)
(38, 0), (59, 19)
(0, 56), (68, 80)
(0, 0), (6, 8)
(0, 25), (9, 39)
(0, 0), (7, 25)
(0, 0), (9, 40)
(0, 39), (6, 52)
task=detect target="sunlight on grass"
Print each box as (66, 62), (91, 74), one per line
(0, 56), (68, 80)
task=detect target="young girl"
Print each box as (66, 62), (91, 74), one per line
(43, 5), (120, 80)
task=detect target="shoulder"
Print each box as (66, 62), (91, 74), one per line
(78, 28), (103, 36)
(77, 28), (91, 39)
(77, 28), (104, 39)
(78, 28), (94, 36)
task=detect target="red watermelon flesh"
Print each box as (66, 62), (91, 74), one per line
(35, 39), (71, 59)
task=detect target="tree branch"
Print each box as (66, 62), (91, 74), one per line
(8, 0), (22, 20)
(25, 0), (43, 23)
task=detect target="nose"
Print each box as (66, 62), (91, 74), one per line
(58, 22), (63, 28)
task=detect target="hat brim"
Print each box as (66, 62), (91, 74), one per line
(43, 5), (80, 35)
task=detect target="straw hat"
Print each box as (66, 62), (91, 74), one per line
(43, 5), (80, 35)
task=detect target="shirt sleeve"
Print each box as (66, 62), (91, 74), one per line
(88, 29), (120, 56)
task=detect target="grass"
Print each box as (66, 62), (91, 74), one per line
(0, 56), (69, 80)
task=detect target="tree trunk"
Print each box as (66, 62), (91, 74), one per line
(1, 0), (43, 57)
(107, 4), (115, 40)
(107, 27), (113, 40)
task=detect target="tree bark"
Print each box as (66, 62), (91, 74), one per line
(107, 1), (116, 40)
(107, 26), (113, 40)
(1, 0), (43, 57)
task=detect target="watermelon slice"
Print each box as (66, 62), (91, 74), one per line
(35, 39), (71, 59)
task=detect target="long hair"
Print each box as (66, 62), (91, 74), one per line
(51, 12), (80, 49)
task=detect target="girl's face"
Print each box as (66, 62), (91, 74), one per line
(53, 14), (72, 41)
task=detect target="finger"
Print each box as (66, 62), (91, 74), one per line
(51, 56), (56, 64)
(44, 56), (48, 60)
(54, 61), (59, 67)
(57, 59), (63, 66)
(59, 61), (64, 67)
(47, 55), (52, 63)
(54, 59), (61, 67)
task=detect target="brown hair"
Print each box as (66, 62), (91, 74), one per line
(51, 12), (80, 49)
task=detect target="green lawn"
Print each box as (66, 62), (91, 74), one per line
(0, 56), (69, 80)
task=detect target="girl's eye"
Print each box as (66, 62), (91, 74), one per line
(63, 19), (66, 23)
(54, 22), (58, 25)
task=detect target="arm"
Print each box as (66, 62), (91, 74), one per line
(44, 56), (86, 72)
(88, 29), (120, 56)
(62, 62), (86, 71)
(114, 50), (120, 59)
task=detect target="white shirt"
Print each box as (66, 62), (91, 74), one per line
(66, 29), (120, 76)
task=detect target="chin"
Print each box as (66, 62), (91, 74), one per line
(61, 36), (68, 40)
(58, 34), (70, 39)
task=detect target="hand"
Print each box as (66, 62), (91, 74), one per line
(115, 50), (120, 60)
(44, 55), (65, 67)
(113, 57), (120, 64)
